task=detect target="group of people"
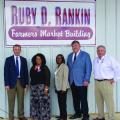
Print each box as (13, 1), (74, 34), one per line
(4, 40), (120, 120)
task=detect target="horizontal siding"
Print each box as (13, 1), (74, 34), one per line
(0, 0), (120, 118)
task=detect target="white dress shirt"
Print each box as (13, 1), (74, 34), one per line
(93, 55), (120, 81)
(72, 50), (80, 63)
(14, 55), (21, 77)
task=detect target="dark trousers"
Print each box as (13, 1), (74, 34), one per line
(71, 82), (89, 118)
(57, 91), (67, 119)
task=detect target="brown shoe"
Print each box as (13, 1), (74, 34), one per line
(9, 117), (14, 120)
(93, 117), (105, 120)
(19, 117), (27, 120)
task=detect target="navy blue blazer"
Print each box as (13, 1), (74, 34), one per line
(67, 50), (92, 86)
(4, 55), (29, 88)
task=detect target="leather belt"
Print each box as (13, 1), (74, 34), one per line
(95, 79), (113, 82)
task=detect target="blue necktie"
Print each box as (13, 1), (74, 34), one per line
(16, 56), (19, 77)
(74, 53), (77, 62)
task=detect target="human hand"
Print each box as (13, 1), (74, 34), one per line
(5, 86), (10, 91)
(60, 90), (66, 94)
(109, 80), (114, 84)
(83, 81), (89, 87)
(24, 85), (29, 94)
(44, 86), (49, 96)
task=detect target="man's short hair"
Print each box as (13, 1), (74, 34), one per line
(71, 40), (80, 46)
(13, 44), (21, 49)
(97, 45), (106, 52)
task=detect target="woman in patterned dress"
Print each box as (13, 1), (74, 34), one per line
(30, 53), (51, 120)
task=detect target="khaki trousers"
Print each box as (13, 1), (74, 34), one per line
(95, 80), (115, 120)
(7, 80), (24, 119)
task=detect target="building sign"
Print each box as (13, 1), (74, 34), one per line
(5, 0), (96, 45)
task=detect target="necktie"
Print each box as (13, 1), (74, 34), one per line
(16, 56), (19, 77)
(74, 53), (77, 62)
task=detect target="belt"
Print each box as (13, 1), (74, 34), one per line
(95, 79), (113, 82)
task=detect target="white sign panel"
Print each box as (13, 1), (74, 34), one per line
(5, 0), (96, 46)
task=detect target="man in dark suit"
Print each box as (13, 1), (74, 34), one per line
(67, 41), (92, 120)
(4, 44), (29, 120)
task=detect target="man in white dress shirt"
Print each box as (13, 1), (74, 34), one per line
(93, 45), (120, 120)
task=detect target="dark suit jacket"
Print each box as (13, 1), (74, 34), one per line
(4, 55), (29, 88)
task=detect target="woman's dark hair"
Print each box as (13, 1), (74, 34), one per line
(56, 54), (65, 64)
(31, 53), (46, 66)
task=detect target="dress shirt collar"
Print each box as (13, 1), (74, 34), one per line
(97, 55), (106, 63)
(14, 55), (21, 64)
(14, 55), (20, 59)
(73, 49), (81, 56)
(72, 50), (80, 62)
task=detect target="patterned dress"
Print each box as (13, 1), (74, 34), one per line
(30, 65), (51, 120)
(30, 84), (50, 120)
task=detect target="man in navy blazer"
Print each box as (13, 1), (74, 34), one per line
(67, 41), (92, 120)
(4, 44), (29, 120)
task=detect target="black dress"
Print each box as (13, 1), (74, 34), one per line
(30, 65), (51, 120)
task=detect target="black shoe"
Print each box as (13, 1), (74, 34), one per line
(82, 118), (89, 120)
(93, 117), (105, 120)
(57, 117), (67, 120)
(55, 116), (60, 119)
(69, 114), (82, 119)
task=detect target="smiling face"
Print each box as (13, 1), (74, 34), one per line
(97, 46), (106, 58)
(72, 42), (80, 53)
(56, 55), (63, 65)
(36, 56), (42, 65)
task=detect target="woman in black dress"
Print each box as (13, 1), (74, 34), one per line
(30, 53), (51, 120)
